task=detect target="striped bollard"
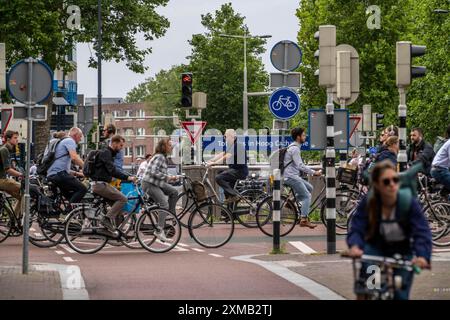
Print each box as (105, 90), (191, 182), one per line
(272, 169), (281, 251)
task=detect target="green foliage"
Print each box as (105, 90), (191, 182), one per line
(187, 3), (271, 132)
(87, 121), (98, 150)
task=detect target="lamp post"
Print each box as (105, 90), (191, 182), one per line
(219, 32), (271, 131)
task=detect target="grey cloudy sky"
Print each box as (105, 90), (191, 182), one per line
(76, 0), (300, 100)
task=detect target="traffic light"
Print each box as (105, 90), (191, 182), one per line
(313, 25), (336, 87)
(396, 41), (426, 88)
(98, 124), (105, 142)
(372, 113), (385, 131)
(181, 73), (193, 108)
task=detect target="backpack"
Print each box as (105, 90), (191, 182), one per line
(434, 136), (448, 154)
(36, 137), (69, 176)
(269, 145), (295, 174)
(82, 149), (100, 178)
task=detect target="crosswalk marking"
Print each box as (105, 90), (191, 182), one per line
(209, 254), (223, 258)
(63, 257), (76, 262)
(289, 241), (317, 254)
(59, 244), (76, 254)
(191, 248), (205, 252)
(55, 251), (65, 255)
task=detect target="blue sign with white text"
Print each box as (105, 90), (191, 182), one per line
(268, 87), (300, 120)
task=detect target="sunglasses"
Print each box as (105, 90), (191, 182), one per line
(382, 176), (399, 186)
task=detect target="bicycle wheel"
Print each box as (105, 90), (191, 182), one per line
(429, 202), (450, 247)
(136, 208), (181, 253)
(64, 207), (108, 254)
(121, 213), (143, 249)
(320, 190), (361, 235)
(233, 189), (266, 228)
(0, 204), (13, 243)
(175, 192), (194, 228)
(423, 203), (447, 241)
(188, 203), (234, 248)
(28, 206), (65, 248)
(255, 195), (298, 237)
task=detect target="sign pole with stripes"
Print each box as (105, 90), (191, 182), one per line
(272, 169), (281, 251)
(325, 88), (336, 254)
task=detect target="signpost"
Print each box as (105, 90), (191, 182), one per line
(7, 58), (53, 274)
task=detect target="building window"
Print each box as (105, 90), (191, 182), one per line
(137, 110), (145, 118)
(124, 128), (134, 136)
(113, 110), (120, 118)
(136, 146), (145, 158)
(124, 146), (132, 157)
(136, 128), (145, 136)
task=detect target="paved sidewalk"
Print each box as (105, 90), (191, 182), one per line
(0, 263), (89, 300)
(235, 250), (450, 300)
(0, 265), (62, 300)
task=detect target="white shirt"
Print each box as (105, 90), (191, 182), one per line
(137, 160), (148, 178)
(432, 139), (450, 169)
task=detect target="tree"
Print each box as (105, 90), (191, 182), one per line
(407, 0), (450, 142)
(126, 64), (188, 133)
(0, 0), (170, 154)
(296, 0), (412, 128)
(187, 3), (270, 132)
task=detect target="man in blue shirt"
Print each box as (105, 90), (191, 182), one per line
(431, 125), (450, 192)
(47, 127), (87, 203)
(208, 129), (248, 204)
(284, 127), (322, 228)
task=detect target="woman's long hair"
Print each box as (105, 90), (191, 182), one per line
(155, 138), (170, 155)
(366, 160), (397, 240)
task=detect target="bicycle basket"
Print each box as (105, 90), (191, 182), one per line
(337, 166), (358, 186)
(191, 181), (208, 202)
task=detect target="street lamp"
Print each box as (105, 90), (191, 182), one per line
(219, 32), (271, 131)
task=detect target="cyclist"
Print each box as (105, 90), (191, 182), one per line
(142, 138), (179, 241)
(284, 127), (322, 228)
(430, 124), (450, 193)
(375, 136), (399, 167)
(47, 127), (87, 203)
(99, 124), (125, 188)
(209, 129), (248, 204)
(90, 134), (136, 233)
(407, 127), (435, 176)
(346, 160), (432, 300)
(137, 153), (152, 179)
(0, 130), (24, 219)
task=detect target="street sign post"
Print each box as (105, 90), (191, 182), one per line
(268, 87), (300, 120)
(7, 58), (53, 275)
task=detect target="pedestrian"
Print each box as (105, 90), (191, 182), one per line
(346, 160), (432, 300)
(137, 154), (152, 179)
(407, 127), (435, 176)
(430, 124), (450, 193)
(375, 136), (399, 167)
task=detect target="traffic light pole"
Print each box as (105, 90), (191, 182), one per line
(339, 99), (347, 168)
(398, 87), (407, 172)
(325, 87), (336, 254)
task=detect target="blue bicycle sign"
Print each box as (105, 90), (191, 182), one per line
(268, 87), (300, 120)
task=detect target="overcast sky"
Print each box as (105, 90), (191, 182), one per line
(76, 0), (300, 100)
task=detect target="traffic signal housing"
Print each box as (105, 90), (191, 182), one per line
(372, 113), (385, 131)
(396, 41), (427, 88)
(181, 73), (193, 108)
(313, 25), (336, 87)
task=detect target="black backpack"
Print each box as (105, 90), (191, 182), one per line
(83, 150), (100, 178)
(269, 145), (295, 174)
(36, 137), (69, 176)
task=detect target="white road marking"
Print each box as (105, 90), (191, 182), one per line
(30, 228), (36, 232)
(55, 251), (65, 255)
(34, 233), (42, 237)
(59, 244), (76, 254)
(433, 248), (450, 253)
(289, 241), (317, 254)
(177, 243), (189, 247)
(191, 248), (205, 252)
(231, 254), (345, 300)
(63, 257), (77, 262)
(209, 254), (223, 258)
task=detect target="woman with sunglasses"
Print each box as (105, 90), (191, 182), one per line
(346, 160), (432, 300)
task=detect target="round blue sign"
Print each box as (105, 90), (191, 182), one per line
(268, 87), (300, 120)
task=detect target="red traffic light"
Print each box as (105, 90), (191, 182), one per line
(182, 74), (192, 84)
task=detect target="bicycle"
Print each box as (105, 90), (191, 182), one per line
(271, 95), (297, 111)
(64, 181), (182, 254)
(0, 191), (24, 243)
(176, 164), (266, 229)
(255, 175), (362, 237)
(176, 174), (234, 248)
(342, 252), (423, 300)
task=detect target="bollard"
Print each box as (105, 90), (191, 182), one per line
(272, 169), (281, 252)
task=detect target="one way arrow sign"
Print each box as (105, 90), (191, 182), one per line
(181, 121), (207, 144)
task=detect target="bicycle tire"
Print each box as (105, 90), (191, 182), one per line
(136, 208), (181, 253)
(64, 207), (108, 254)
(0, 204), (13, 243)
(255, 195), (298, 237)
(320, 189), (361, 235)
(120, 214), (143, 249)
(429, 202), (450, 247)
(233, 189), (266, 228)
(188, 202), (234, 248)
